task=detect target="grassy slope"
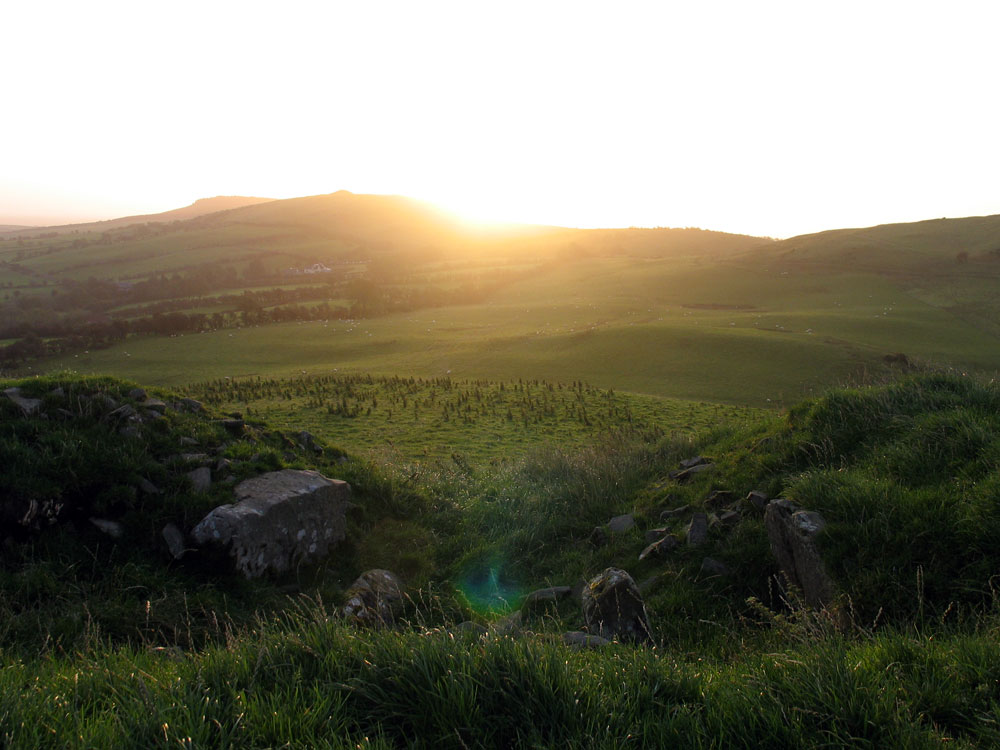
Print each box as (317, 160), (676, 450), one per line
(5, 373), (1000, 746)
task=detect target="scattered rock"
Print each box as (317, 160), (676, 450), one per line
(522, 586), (572, 619)
(215, 458), (233, 473)
(491, 610), (524, 636)
(128, 387), (148, 401)
(590, 525), (609, 547)
(179, 437), (199, 447)
(582, 567), (652, 644)
(608, 513), (635, 533)
(342, 569), (404, 627)
(97, 394), (119, 411)
(764, 499), (836, 609)
(718, 510), (742, 527)
(176, 398), (205, 413)
(638, 533), (679, 561)
(138, 477), (162, 495)
(220, 419), (245, 436)
(700, 557), (730, 577)
(143, 398), (167, 413)
(679, 456), (711, 469)
(161, 523), (186, 559)
(187, 467), (212, 494)
(191, 469), (350, 578)
(180, 453), (210, 464)
(107, 404), (138, 421)
(454, 621), (489, 637)
(671, 463), (715, 483)
(705, 490), (735, 510)
(3, 387), (42, 416)
(296, 430), (323, 455)
(685, 512), (709, 546)
(562, 631), (611, 649)
(644, 527), (669, 544)
(746, 490), (769, 512)
(89, 517), (124, 539)
(660, 505), (690, 521)
(49, 387), (65, 398)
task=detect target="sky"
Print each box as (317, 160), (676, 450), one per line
(2, 0), (998, 237)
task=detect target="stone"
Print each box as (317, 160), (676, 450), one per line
(181, 453), (210, 464)
(679, 456), (711, 469)
(705, 490), (735, 510)
(342, 569), (404, 626)
(718, 510), (742, 527)
(685, 512), (709, 546)
(590, 525), (609, 547)
(3, 387), (42, 416)
(191, 469), (351, 578)
(670, 463), (715, 483)
(296, 430), (323, 455)
(215, 457), (233, 472)
(138, 477), (162, 495)
(521, 586), (572, 618)
(187, 467), (212, 494)
(143, 398), (167, 413)
(162, 523), (186, 559)
(581, 567), (652, 644)
(107, 404), (138, 421)
(638, 533), (679, 561)
(660, 505), (690, 521)
(128, 387), (148, 401)
(89, 517), (124, 539)
(176, 398), (205, 413)
(746, 490), (770, 511)
(220, 419), (245, 435)
(764, 499), (836, 609)
(700, 557), (730, 577)
(491, 609), (524, 636)
(454, 621), (489, 637)
(179, 437), (199, 447)
(644, 527), (669, 544)
(562, 631), (611, 649)
(49, 387), (65, 398)
(608, 513), (635, 533)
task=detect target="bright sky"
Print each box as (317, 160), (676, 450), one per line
(2, 0), (998, 237)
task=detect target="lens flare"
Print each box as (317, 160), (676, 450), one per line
(455, 556), (524, 615)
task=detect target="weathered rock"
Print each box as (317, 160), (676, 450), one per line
(191, 469), (350, 578)
(179, 437), (199, 447)
(128, 387), (148, 401)
(342, 569), (404, 626)
(638, 533), (679, 561)
(143, 398), (167, 413)
(180, 453), (210, 464)
(764, 499), (835, 609)
(491, 609), (523, 636)
(644, 527), (669, 544)
(187, 467), (212, 494)
(296, 430), (323, 455)
(138, 477), (162, 495)
(686, 512), (709, 546)
(670, 463), (715, 483)
(705, 490), (735, 510)
(3, 387), (41, 416)
(608, 513), (635, 533)
(220, 419), (245, 436)
(700, 557), (730, 577)
(746, 490), (770, 511)
(161, 523), (186, 559)
(49, 387), (65, 398)
(215, 457), (233, 472)
(454, 621), (489, 637)
(718, 510), (742, 527)
(590, 525), (609, 547)
(660, 505), (690, 521)
(107, 404), (138, 421)
(89, 517), (124, 539)
(679, 456), (711, 469)
(582, 567), (652, 644)
(97, 394), (119, 411)
(562, 631), (611, 649)
(522, 586), (572, 619)
(176, 398), (205, 413)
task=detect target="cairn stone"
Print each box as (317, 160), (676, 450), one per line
(191, 469), (350, 578)
(764, 499), (836, 608)
(342, 569), (404, 627)
(581, 567), (652, 644)
(685, 512), (709, 546)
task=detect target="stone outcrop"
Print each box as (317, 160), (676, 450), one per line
(581, 567), (652, 644)
(191, 469), (350, 578)
(342, 569), (404, 626)
(764, 499), (836, 608)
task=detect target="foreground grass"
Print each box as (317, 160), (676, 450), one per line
(5, 611), (1000, 748)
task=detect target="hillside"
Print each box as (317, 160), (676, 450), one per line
(5, 372), (1000, 746)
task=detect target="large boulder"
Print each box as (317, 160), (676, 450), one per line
(191, 469), (350, 578)
(581, 567), (652, 644)
(764, 499), (836, 609)
(342, 569), (404, 626)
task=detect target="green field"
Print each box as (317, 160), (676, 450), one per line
(43, 256), (1000, 407)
